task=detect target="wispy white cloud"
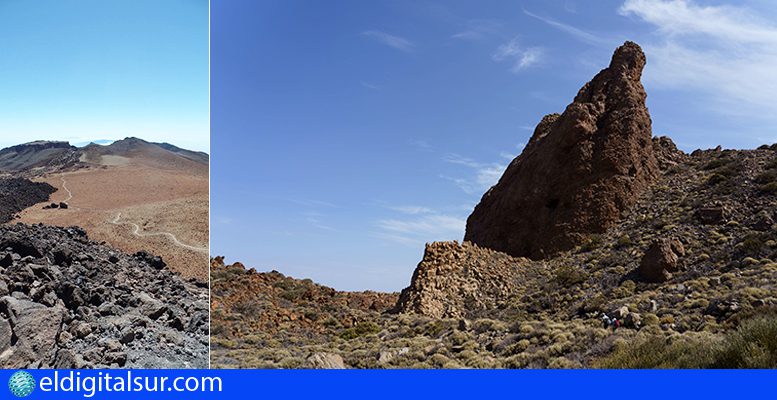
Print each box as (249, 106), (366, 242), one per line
(389, 205), (435, 215)
(619, 0), (777, 120)
(516, 47), (544, 70)
(361, 30), (415, 52)
(375, 213), (465, 245)
(451, 19), (502, 41)
(523, 9), (613, 47)
(499, 142), (525, 161)
(451, 31), (482, 41)
(302, 211), (339, 232)
(620, 0), (777, 44)
(360, 81), (380, 90)
(492, 37), (545, 73)
(441, 153), (509, 194)
(408, 139), (433, 151)
(442, 153), (482, 168)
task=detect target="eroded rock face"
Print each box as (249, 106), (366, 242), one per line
(465, 41), (658, 259)
(639, 238), (685, 283)
(394, 241), (528, 319)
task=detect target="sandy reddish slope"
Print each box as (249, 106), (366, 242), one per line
(17, 158), (208, 281)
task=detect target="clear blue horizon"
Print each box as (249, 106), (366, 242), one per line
(212, 0), (777, 291)
(0, 0), (209, 153)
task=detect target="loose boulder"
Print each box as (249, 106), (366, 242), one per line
(696, 207), (727, 225)
(639, 238), (685, 282)
(612, 306), (630, 320)
(304, 353), (346, 369)
(625, 312), (642, 329)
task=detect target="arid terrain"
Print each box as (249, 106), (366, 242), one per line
(0, 137), (210, 368)
(14, 138), (209, 281)
(211, 42), (777, 369)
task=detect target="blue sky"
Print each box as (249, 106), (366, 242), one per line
(212, 0), (777, 291)
(0, 0), (209, 152)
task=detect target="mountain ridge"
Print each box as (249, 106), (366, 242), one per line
(0, 137), (207, 176)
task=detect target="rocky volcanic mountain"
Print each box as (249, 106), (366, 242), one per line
(1, 224), (208, 368)
(0, 137), (208, 177)
(211, 42), (777, 369)
(80, 137), (209, 172)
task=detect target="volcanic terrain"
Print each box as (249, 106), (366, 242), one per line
(211, 42), (777, 369)
(0, 137), (209, 368)
(10, 138), (209, 281)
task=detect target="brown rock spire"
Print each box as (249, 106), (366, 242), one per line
(464, 41), (658, 259)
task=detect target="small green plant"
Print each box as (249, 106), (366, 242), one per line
(580, 235), (603, 252)
(595, 335), (716, 369)
(554, 264), (588, 286)
(596, 312), (777, 368)
(714, 314), (777, 368)
(741, 233), (766, 255)
(754, 170), (777, 185)
(758, 182), (777, 195)
(707, 173), (727, 185)
(472, 318), (508, 334)
(703, 158), (730, 170)
(339, 321), (381, 340)
(615, 234), (633, 248)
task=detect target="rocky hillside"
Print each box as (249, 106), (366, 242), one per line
(0, 178), (56, 223)
(210, 257), (396, 368)
(211, 42), (777, 369)
(1, 224), (208, 368)
(0, 141), (80, 175)
(80, 137), (209, 173)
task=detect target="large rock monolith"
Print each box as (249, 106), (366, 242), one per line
(465, 41), (658, 259)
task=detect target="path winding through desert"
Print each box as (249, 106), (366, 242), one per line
(60, 176), (73, 203)
(110, 212), (209, 253)
(60, 175), (208, 254)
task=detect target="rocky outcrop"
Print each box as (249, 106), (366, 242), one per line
(0, 178), (56, 223)
(394, 241), (530, 319)
(465, 41), (658, 259)
(652, 136), (687, 170)
(639, 238), (685, 283)
(0, 224), (208, 368)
